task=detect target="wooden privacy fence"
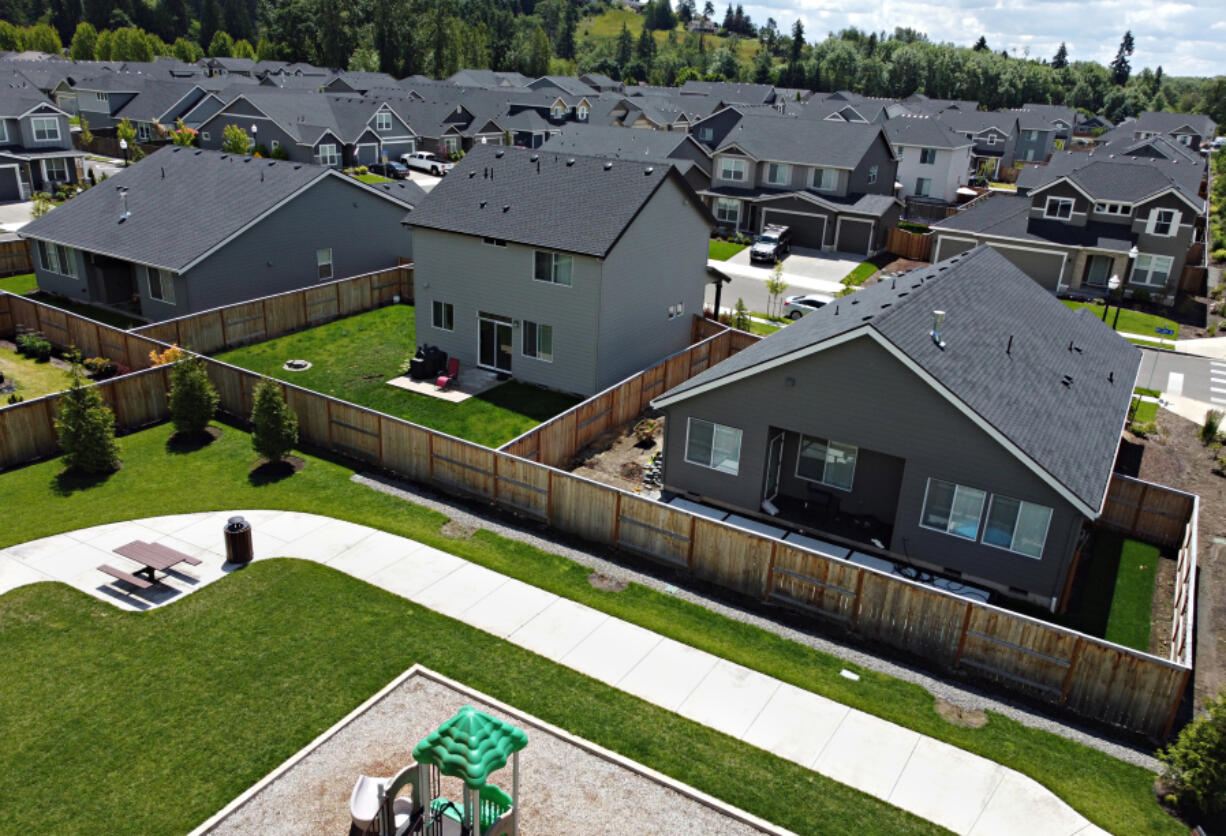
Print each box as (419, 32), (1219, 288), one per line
(499, 323), (759, 467)
(1099, 473), (1195, 549)
(0, 292), (1197, 738)
(0, 238), (32, 277)
(131, 266), (413, 355)
(885, 227), (934, 262)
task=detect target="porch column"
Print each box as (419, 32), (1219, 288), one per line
(1065, 250), (1088, 292)
(1112, 252), (1131, 286)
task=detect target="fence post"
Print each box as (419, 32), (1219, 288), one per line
(685, 514), (697, 570)
(764, 541), (777, 600)
(953, 602), (974, 668)
(1129, 482), (1151, 535)
(611, 492), (621, 547)
(546, 470), (554, 524)
(850, 569), (866, 628)
(1059, 637), (1085, 704)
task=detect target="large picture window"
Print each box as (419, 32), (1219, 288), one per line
(685, 418), (742, 475)
(37, 240), (78, 278)
(1043, 197), (1074, 220)
(31, 116), (59, 142)
(796, 435), (857, 491)
(718, 157), (745, 182)
(714, 197), (740, 226)
(533, 251), (573, 286)
(982, 495), (1052, 559)
(920, 478), (986, 541)
(522, 320), (553, 362)
(765, 162), (790, 186)
(1131, 253), (1173, 287)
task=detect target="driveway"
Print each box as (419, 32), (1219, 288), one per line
(707, 247), (863, 314)
(410, 172), (443, 192)
(0, 200), (34, 234)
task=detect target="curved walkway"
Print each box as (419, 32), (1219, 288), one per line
(0, 510), (1109, 836)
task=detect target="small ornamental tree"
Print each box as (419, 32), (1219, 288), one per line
(1158, 689), (1226, 816)
(221, 123), (250, 154)
(79, 115), (93, 146)
(250, 378), (298, 464)
(169, 118), (196, 147)
(766, 262), (788, 318)
(168, 357), (219, 437)
(732, 297), (750, 331)
(55, 367), (121, 474)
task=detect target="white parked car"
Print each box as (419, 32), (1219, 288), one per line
(400, 151), (455, 176)
(782, 293), (834, 319)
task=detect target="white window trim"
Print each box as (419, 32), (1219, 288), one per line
(431, 300), (454, 331)
(985, 133), (998, 145)
(1043, 196), (1074, 220)
(718, 156), (746, 183)
(38, 240), (78, 278)
(521, 320), (553, 363)
(683, 417), (742, 476)
(1094, 202), (1132, 216)
(375, 112), (392, 131)
(0, 122), (7, 143)
(41, 157), (69, 183)
(714, 197), (741, 226)
(812, 167), (836, 192)
(919, 477), (986, 542)
(146, 266), (175, 304)
(980, 494), (1052, 560)
(533, 250), (573, 286)
(270, 139), (280, 151)
(1130, 253), (1174, 287)
(31, 116), (60, 142)
(765, 162), (791, 187)
(794, 435), (857, 492)
(919, 148), (936, 165)
(915, 177), (932, 198)
(317, 143), (339, 167)
(201, 130), (210, 142)
(1145, 208), (1180, 237)
(316, 247), (333, 281)
(867, 165), (878, 185)
(577, 105), (589, 120)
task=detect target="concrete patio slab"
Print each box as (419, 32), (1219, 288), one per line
(410, 561), (509, 618)
(386, 367), (500, 403)
(741, 681), (850, 767)
(254, 510), (334, 544)
(615, 637), (720, 710)
(458, 577), (557, 638)
(324, 530), (428, 580)
(278, 519), (374, 562)
(0, 555), (51, 595)
(17, 538), (113, 582)
(677, 660), (780, 739)
(888, 736), (1006, 835)
(508, 597), (609, 660)
(560, 617), (663, 686)
(812, 710), (921, 799)
(64, 520), (169, 553)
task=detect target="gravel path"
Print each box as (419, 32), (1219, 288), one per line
(355, 472), (1162, 772)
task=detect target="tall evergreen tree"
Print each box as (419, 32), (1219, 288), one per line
(1109, 30), (1134, 85)
(556, 0), (577, 60)
(199, 0), (221, 57)
(635, 25), (655, 63)
(972, 35), (987, 51)
(1051, 41), (1068, 69)
(615, 21), (633, 70)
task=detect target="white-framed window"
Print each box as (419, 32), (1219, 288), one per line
(666, 300), (685, 319)
(37, 241), (78, 278)
(714, 197), (740, 226)
(919, 147), (936, 165)
(32, 116), (60, 142)
(270, 139), (280, 151)
(985, 133), (998, 145)
(0, 122), (7, 143)
(533, 250), (572, 286)
(42, 157), (69, 183)
(93, 91), (107, 103)
(684, 417), (742, 475)
(551, 104), (566, 119)
(765, 162), (790, 186)
(431, 300), (454, 331)
(441, 135), (460, 153)
(719, 157), (746, 182)
(375, 111), (392, 131)
(316, 247), (333, 280)
(867, 164), (878, 185)
(812, 167), (835, 191)
(201, 130), (210, 142)
(1095, 202), (1131, 216)
(920, 478), (986, 541)
(1043, 196), (1074, 220)
(699, 127), (713, 141)
(1130, 253), (1173, 287)
(915, 177), (932, 197)
(146, 267), (175, 303)
(1027, 129), (1039, 140)
(1146, 208), (1179, 237)
(1176, 134), (1192, 146)
(483, 237), (507, 247)
(982, 495), (1052, 559)
(522, 320), (553, 362)
(317, 143), (339, 167)
(577, 104), (589, 120)
(796, 435), (857, 491)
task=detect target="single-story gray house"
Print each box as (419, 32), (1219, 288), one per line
(20, 147), (422, 321)
(651, 246), (1140, 609)
(406, 145), (714, 397)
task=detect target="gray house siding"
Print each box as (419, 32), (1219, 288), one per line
(29, 244), (88, 301)
(17, 108), (71, 150)
(690, 109), (743, 148)
(934, 232), (1068, 293)
(846, 135), (897, 196)
(597, 177), (710, 388)
(198, 106), (308, 163)
(1014, 129), (1054, 164)
(658, 335), (1084, 602)
(413, 228), (603, 395)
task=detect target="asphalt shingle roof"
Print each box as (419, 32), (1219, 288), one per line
(715, 113), (888, 168)
(933, 194), (1137, 252)
(543, 124), (706, 164)
(19, 147), (409, 271)
(656, 245), (1139, 512)
(884, 117), (973, 149)
(405, 145), (705, 257)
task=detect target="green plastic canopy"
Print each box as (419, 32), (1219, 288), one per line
(413, 706), (529, 789)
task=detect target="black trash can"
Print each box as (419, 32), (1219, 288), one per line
(224, 516), (253, 565)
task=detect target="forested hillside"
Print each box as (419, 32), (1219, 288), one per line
(0, 0), (1222, 124)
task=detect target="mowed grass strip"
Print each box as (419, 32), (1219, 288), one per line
(0, 272), (37, 295)
(0, 348), (75, 400)
(0, 422), (1180, 835)
(214, 305), (579, 446)
(1104, 537), (1161, 650)
(1061, 299), (1180, 339)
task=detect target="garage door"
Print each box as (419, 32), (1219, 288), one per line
(989, 245), (1066, 292)
(762, 210), (825, 249)
(836, 218), (873, 256)
(0, 167), (20, 202)
(933, 236), (976, 263)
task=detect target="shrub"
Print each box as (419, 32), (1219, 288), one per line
(55, 367), (120, 474)
(16, 333), (52, 361)
(6, 392), (22, 404)
(270, 144), (289, 160)
(1213, 248), (1226, 264)
(1203, 409), (1224, 444)
(168, 357), (219, 436)
(148, 344), (186, 366)
(252, 143), (269, 157)
(83, 356), (117, 378)
(1130, 421), (1158, 438)
(1131, 288), (1152, 304)
(732, 297), (749, 331)
(1158, 689), (1226, 816)
(250, 377), (298, 463)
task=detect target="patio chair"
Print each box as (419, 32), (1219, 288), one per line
(436, 357), (459, 391)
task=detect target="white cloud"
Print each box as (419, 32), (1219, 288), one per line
(740, 0), (1226, 76)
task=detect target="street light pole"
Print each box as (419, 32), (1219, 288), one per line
(118, 138), (128, 167)
(250, 123), (258, 155)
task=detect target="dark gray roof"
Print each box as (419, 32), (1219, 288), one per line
(680, 80), (776, 104)
(884, 117), (973, 149)
(936, 110), (1019, 136)
(529, 76), (598, 97)
(112, 80), (203, 121)
(933, 194), (1136, 252)
(1013, 103), (1076, 130)
(0, 85), (57, 117)
(1130, 110), (1216, 138)
(1017, 149), (1203, 206)
(655, 245), (1139, 512)
(543, 124), (707, 165)
(715, 113), (888, 168)
(405, 145), (710, 257)
(20, 147), (410, 271)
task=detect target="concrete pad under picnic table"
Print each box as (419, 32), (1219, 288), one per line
(366, 545), (465, 599)
(20, 538), (115, 583)
(459, 577), (557, 638)
(508, 597), (609, 660)
(0, 554), (51, 596)
(741, 681), (850, 767)
(64, 520), (171, 553)
(811, 709), (921, 799)
(615, 637), (720, 710)
(560, 616), (663, 685)
(888, 736), (1006, 835)
(676, 659), (781, 739)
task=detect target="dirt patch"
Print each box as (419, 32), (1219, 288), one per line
(440, 520), (477, 540)
(166, 425), (222, 453)
(588, 571), (627, 592)
(570, 413), (665, 496)
(934, 697), (988, 728)
(247, 455), (306, 485)
(1134, 408), (1226, 708)
(862, 257), (929, 287)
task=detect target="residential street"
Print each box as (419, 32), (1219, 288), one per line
(707, 247), (858, 314)
(1137, 348), (1226, 408)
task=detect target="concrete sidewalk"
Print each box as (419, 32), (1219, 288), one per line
(0, 511), (1108, 836)
(708, 257), (849, 295)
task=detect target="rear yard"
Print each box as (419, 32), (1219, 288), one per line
(214, 305), (580, 447)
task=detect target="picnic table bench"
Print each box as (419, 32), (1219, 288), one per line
(98, 540), (203, 591)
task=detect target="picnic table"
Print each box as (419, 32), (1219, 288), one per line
(98, 541), (202, 591)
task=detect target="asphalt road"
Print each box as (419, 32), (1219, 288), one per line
(1137, 348), (1226, 407)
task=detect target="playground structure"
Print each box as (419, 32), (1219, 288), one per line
(349, 705), (528, 836)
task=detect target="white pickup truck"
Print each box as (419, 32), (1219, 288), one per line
(399, 151), (455, 176)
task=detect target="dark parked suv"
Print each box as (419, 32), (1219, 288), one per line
(368, 161), (411, 180)
(749, 224), (792, 263)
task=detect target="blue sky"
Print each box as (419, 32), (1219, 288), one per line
(739, 0), (1225, 77)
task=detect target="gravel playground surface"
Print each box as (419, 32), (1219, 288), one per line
(204, 671), (776, 836)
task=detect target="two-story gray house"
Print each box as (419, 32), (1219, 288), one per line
(1012, 104), (1077, 155)
(932, 143), (1205, 305)
(651, 246), (1140, 610)
(936, 111), (1020, 179)
(884, 117), (974, 207)
(0, 88), (81, 199)
(20, 147), (419, 321)
(405, 146), (714, 397)
(1100, 111), (1217, 151)
(690, 109), (900, 255)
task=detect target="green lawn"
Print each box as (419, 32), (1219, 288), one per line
(0, 348), (75, 400)
(582, 7), (759, 61)
(746, 319), (780, 336)
(842, 261), (880, 286)
(355, 173), (392, 184)
(214, 305), (579, 447)
(0, 421), (1182, 836)
(0, 272), (37, 295)
(1056, 532), (1159, 652)
(1131, 398), (1159, 425)
(1062, 300), (1180, 340)
(708, 239), (747, 260)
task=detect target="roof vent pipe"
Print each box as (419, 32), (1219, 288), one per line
(117, 187), (130, 220)
(930, 310), (946, 348)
